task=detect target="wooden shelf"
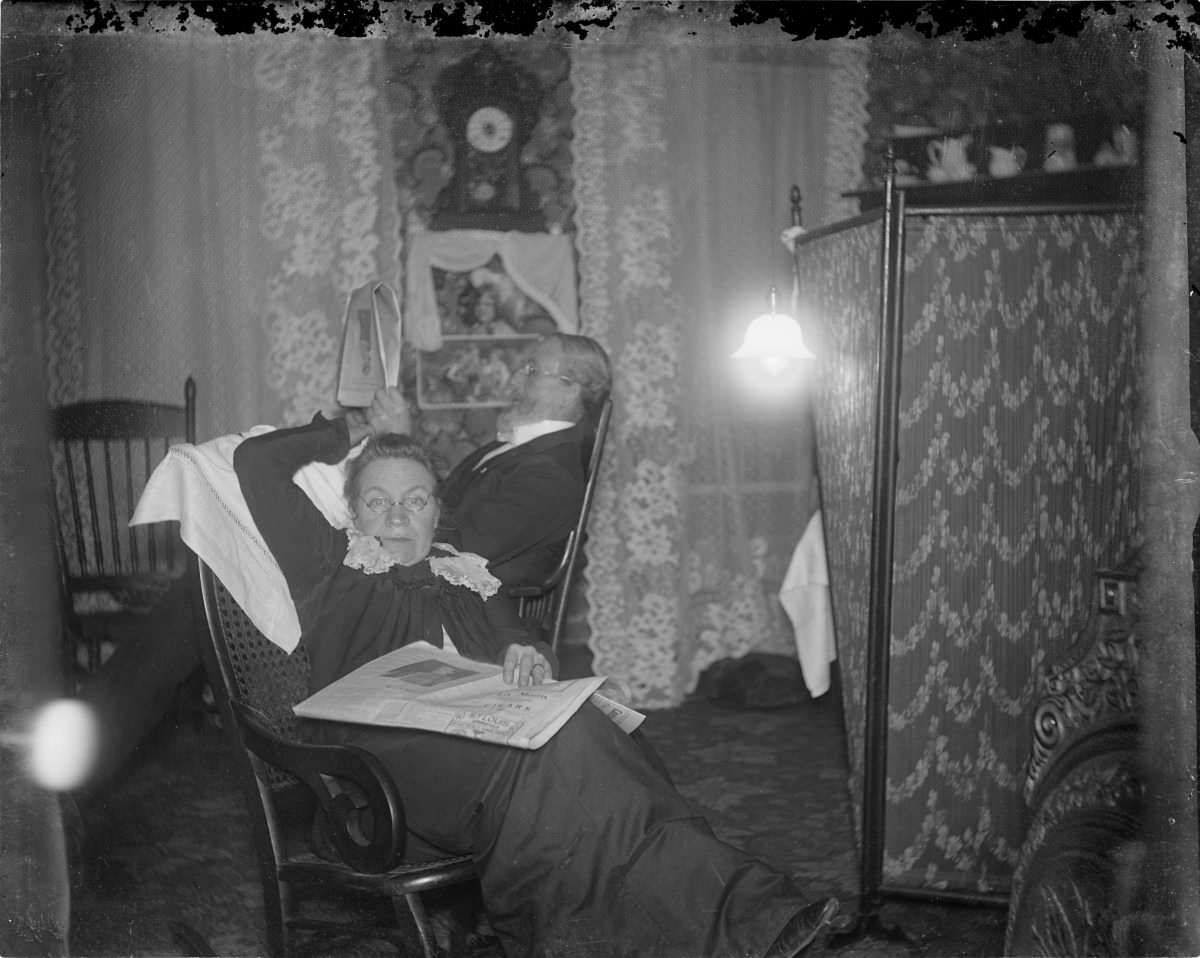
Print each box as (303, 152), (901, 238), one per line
(846, 165), (1140, 212)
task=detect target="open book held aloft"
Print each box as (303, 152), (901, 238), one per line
(294, 642), (645, 750)
(335, 282), (402, 408)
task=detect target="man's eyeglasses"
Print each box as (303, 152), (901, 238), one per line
(519, 361), (575, 385)
(359, 492), (432, 515)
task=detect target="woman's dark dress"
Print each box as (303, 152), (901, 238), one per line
(234, 417), (810, 958)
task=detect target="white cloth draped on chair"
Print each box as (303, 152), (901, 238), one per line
(778, 509), (837, 698)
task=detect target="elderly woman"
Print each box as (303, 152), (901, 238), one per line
(233, 411), (837, 958)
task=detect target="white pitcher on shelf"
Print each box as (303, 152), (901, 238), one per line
(926, 134), (975, 182)
(1043, 122), (1077, 172)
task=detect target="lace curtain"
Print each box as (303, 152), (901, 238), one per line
(572, 23), (869, 707)
(41, 35), (398, 436)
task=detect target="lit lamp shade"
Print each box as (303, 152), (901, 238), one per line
(732, 309), (815, 376)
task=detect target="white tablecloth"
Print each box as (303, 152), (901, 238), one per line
(778, 509), (837, 697)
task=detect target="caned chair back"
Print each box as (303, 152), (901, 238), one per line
(504, 394), (612, 650)
(197, 561), (311, 788)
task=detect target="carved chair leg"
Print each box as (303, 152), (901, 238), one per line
(398, 892), (440, 958)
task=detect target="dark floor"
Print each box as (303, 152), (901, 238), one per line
(66, 648), (1008, 957)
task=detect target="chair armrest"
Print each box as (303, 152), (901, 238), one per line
(232, 700), (405, 874)
(499, 533), (575, 599)
(500, 582), (554, 599)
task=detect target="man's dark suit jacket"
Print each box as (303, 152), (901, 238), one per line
(437, 424), (586, 587)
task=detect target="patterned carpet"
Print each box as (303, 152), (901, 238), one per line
(67, 663), (1008, 957)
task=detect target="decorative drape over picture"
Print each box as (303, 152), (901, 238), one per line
(800, 209), (1142, 894)
(404, 230), (579, 350)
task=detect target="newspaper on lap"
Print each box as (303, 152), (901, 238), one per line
(294, 641), (644, 750)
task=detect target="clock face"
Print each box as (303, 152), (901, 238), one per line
(466, 106), (515, 154)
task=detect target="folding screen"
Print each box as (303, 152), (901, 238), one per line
(791, 213), (885, 857)
(796, 203), (1142, 897)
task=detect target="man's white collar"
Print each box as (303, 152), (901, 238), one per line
(504, 419), (574, 446)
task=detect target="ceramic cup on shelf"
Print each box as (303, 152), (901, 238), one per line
(1095, 123), (1138, 167)
(892, 158), (921, 186)
(987, 145), (1027, 178)
(1112, 124), (1138, 163)
(926, 134), (975, 182)
(1042, 123), (1077, 172)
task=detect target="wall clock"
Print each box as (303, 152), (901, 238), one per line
(466, 106), (514, 154)
(431, 49), (545, 231)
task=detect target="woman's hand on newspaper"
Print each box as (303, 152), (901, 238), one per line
(503, 643), (554, 687)
(368, 388), (413, 437)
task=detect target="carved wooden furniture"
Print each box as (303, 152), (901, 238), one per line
(1005, 567), (1143, 956)
(195, 560), (478, 958)
(430, 46), (545, 232)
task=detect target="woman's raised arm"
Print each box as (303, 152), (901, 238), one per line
(233, 415), (352, 601)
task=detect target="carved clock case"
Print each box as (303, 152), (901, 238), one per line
(429, 47), (546, 233)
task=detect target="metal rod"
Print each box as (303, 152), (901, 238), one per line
(790, 210), (885, 250)
(861, 146), (907, 917)
(879, 883), (1009, 909)
(904, 202), (1138, 217)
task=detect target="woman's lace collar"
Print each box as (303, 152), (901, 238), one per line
(342, 530), (500, 599)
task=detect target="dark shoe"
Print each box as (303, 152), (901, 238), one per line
(762, 898), (840, 958)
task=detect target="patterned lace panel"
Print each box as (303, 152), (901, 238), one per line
(574, 40), (871, 709)
(573, 43), (692, 708)
(823, 39), (872, 222)
(256, 40), (400, 426)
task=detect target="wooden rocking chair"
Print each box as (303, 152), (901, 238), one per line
(502, 395), (612, 652)
(194, 559), (478, 957)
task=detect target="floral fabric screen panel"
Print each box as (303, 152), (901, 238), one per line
(417, 255), (555, 408)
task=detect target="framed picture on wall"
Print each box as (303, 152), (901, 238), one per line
(415, 252), (562, 409)
(417, 335), (539, 409)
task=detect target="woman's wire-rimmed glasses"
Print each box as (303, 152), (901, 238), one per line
(359, 492), (432, 515)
